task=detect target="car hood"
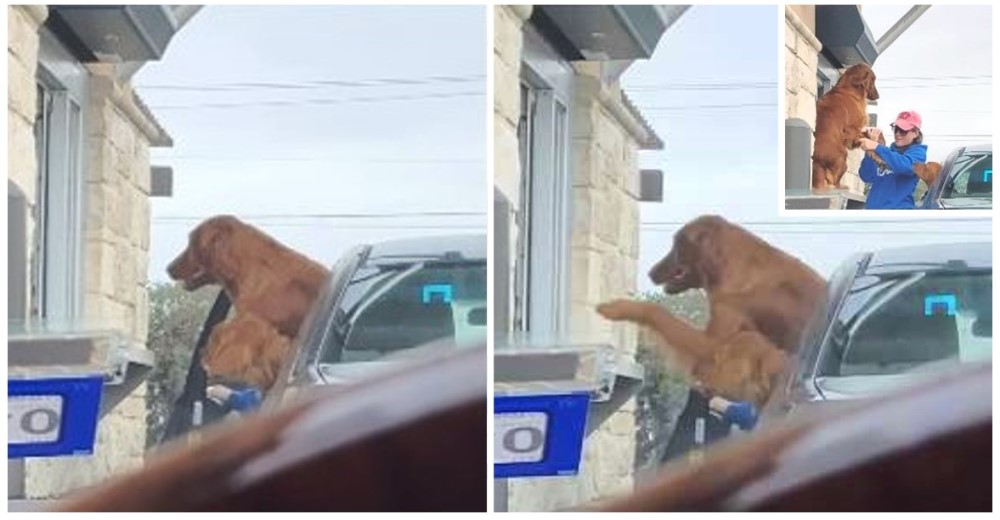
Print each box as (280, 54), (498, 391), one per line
(317, 360), (403, 386)
(815, 361), (990, 400)
(814, 374), (933, 400)
(939, 197), (992, 209)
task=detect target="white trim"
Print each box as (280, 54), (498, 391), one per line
(35, 28), (88, 322)
(526, 90), (571, 334)
(516, 25), (574, 335)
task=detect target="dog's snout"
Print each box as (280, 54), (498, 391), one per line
(167, 250), (194, 280)
(648, 254), (675, 284)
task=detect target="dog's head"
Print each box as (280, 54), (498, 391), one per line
(840, 63), (879, 101)
(167, 215), (243, 290)
(648, 215), (729, 294)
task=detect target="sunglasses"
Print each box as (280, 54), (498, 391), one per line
(891, 124), (915, 135)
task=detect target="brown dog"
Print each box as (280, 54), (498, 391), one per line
(864, 128), (943, 186)
(202, 313), (292, 392)
(812, 63), (879, 190)
(168, 215), (330, 338)
(913, 162), (943, 186)
(597, 215), (826, 406)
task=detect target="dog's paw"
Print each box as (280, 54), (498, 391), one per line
(596, 300), (634, 321)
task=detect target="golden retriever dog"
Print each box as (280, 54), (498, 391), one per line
(201, 313), (292, 392)
(168, 215), (330, 338)
(812, 63), (879, 190)
(597, 215), (826, 406)
(913, 162), (943, 186)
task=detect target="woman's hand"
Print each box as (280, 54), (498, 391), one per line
(865, 127), (883, 142)
(859, 138), (879, 152)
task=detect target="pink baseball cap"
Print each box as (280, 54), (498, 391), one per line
(893, 110), (922, 131)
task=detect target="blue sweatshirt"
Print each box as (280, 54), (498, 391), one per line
(859, 143), (928, 209)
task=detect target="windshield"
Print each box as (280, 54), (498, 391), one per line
(819, 270), (992, 377)
(942, 150), (992, 201)
(321, 258), (487, 364)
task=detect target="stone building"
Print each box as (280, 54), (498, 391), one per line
(493, 4), (684, 511)
(8, 5), (196, 502)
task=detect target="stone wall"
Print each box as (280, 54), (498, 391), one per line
(785, 5), (820, 159)
(9, 6), (159, 497)
(493, 5), (530, 333)
(7, 5), (47, 319)
(567, 65), (642, 503)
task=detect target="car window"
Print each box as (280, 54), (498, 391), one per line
(328, 261), (487, 363)
(828, 272), (991, 377)
(943, 152), (992, 200)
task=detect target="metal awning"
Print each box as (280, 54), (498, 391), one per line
(815, 5), (879, 67)
(46, 5), (182, 63)
(531, 5), (687, 61)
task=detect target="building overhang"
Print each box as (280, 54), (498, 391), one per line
(45, 5), (182, 63)
(815, 5), (879, 68)
(530, 5), (686, 62)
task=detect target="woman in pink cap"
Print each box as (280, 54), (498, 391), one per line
(858, 110), (927, 209)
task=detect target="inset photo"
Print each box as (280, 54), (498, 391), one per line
(784, 5), (992, 210)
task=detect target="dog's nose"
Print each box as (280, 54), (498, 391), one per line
(648, 263), (667, 283)
(166, 256), (185, 279)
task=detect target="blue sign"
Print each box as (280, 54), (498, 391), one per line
(422, 283), (453, 304)
(8, 376), (103, 459)
(494, 393), (590, 478)
(924, 293), (957, 316)
(984, 169), (992, 183)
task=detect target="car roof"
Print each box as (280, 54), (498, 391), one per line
(959, 143), (992, 154)
(865, 242), (992, 275)
(367, 234), (486, 262)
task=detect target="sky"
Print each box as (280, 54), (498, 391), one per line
(134, 6), (486, 283)
(621, 5), (992, 292)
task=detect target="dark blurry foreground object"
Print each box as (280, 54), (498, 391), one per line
(57, 347), (486, 512)
(593, 362), (990, 512)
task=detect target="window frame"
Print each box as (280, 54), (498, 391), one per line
(514, 24), (574, 336)
(32, 27), (88, 323)
(942, 151), (992, 200)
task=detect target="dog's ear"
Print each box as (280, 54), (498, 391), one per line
(211, 224), (240, 277)
(193, 217), (238, 275)
(686, 216), (725, 249)
(850, 67), (868, 90)
(681, 217), (725, 278)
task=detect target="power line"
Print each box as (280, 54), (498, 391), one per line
(925, 134), (993, 137)
(627, 83), (777, 92)
(639, 102), (777, 111)
(150, 155), (483, 164)
(153, 211), (486, 221)
(879, 83), (991, 90)
(642, 218), (990, 226)
(153, 222), (484, 230)
(640, 229), (991, 236)
(628, 81), (777, 88)
(878, 74), (992, 81)
(911, 110), (993, 114)
(137, 74), (485, 92)
(149, 90), (484, 110)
